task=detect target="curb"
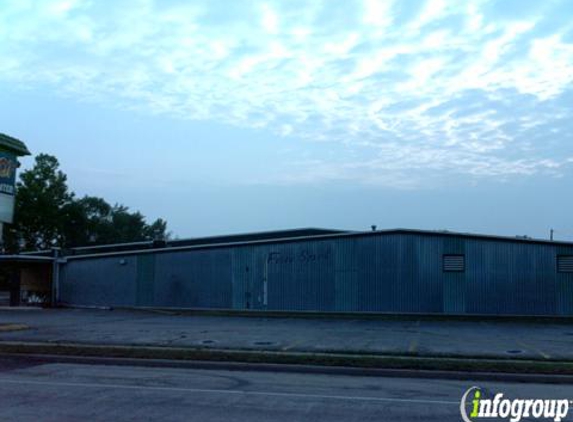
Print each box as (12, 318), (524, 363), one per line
(2, 353), (573, 384)
(1, 341), (572, 376)
(107, 306), (573, 324)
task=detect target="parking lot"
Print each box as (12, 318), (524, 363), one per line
(0, 308), (571, 361)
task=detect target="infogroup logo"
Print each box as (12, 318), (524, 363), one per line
(460, 387), (571, 422)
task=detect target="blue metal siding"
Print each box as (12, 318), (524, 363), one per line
(415, 236), (445, 313)
(334, 238), (360, 311)
(60, 255), (137, 306)
(263, 240), (335, 311)
(153, 249), (232, 309)
(356, 235), (396, 311)
(464, 240), (557, 315)
(442, 236), (465, 314)
(136, 254), (155, 306)
(231, 247), (255, 309)
(556, 245), (573, 316)
(58, 232), (573, 316)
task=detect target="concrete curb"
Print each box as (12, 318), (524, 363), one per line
(2, 353), (573, 384)
(1, 341), (572, 376)
(107, 306), (573, 324)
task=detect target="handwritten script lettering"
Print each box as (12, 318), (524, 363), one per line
(267, 250), (331, 265)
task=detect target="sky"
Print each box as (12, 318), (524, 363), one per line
(0, 0), (572, 240)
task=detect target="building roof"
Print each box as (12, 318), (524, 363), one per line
(15, 227), (573, 261)
(0, 133), (31, 156)
(371, 228), (572, 247)
(165, 228), (349, 248)
(20, 228), (351, 257)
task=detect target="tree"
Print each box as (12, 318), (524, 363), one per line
(4, 153), (169, 251)
(62, 198), (169, 246)
(145, 218), (168, 241)
(61, 196), (113, 246)
(4, 154), (73, 251)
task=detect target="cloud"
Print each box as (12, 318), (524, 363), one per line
(1, 0), (572, 187)
(261, 3), (279, 34)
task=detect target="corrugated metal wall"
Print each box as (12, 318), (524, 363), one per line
(154, 249), (232, 308)
(60, 255), (138, 306)
(59, 233), (573, 316)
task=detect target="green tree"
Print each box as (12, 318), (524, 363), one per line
(63, 198), (169, 246)
(145, 218), (168, 241)
(61, 196), (113, 246)
(4, 153), (169, 251)
(5, 154), (73, 251)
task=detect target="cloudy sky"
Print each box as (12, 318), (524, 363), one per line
(1, 0), (572, 239)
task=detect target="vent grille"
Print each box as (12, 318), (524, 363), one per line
(443, 254), (465, 272)
(557, 255), (573, 273)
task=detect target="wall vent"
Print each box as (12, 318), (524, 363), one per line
(443, 254), (465, 272)
(557, 255), (573, 273)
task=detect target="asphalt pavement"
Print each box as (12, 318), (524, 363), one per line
(0, 355), (572, 422)
(0, 308), (572, 361)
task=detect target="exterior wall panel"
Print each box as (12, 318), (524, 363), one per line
(264, 240), (335, 311)
(334, 238), (360, 311)
(556, 245), (573, 316)
(58, 232), (573, 316)
(60, 255), (137, 307)
(136, 254), (155, 306)
(153, 249), (232, 309)
(464, 240), (557, 315)
(231, 247), (255, 310)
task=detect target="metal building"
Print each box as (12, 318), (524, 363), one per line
(45, 228), (573, 317)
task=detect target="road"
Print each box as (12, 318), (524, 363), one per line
(0, 357), (572, 421)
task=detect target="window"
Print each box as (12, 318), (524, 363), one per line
(557, 255), (573, 273)
(443, 254), (465, 272)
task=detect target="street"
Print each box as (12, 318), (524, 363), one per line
(0, 356), (572, 421)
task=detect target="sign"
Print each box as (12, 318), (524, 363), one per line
(0, 151), (18, 223)
(0, 151), (18, 196)
(0, 194), (14, 224)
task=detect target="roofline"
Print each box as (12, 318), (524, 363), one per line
(0, 255), (54, 263)
(385, 228), (573, 246)
(19, 250), (57, 256)
(71, 240), (153, 251)
(20, 227), (350, 255)
(0, 133), (31, 156)
(162, 227), (349, 245)
(63, 228), (573, 262)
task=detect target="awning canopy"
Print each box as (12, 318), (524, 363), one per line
(0, 255), (53, 264)
(0, 133), (31, 156)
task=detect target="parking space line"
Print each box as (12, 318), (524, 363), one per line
(408, 338), (418, 354)
(516, 340), (552, 360)
(281, 339), (305, 351)
(408, 320), (421, 354)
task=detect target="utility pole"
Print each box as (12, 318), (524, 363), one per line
(550, 228), (554, 241)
